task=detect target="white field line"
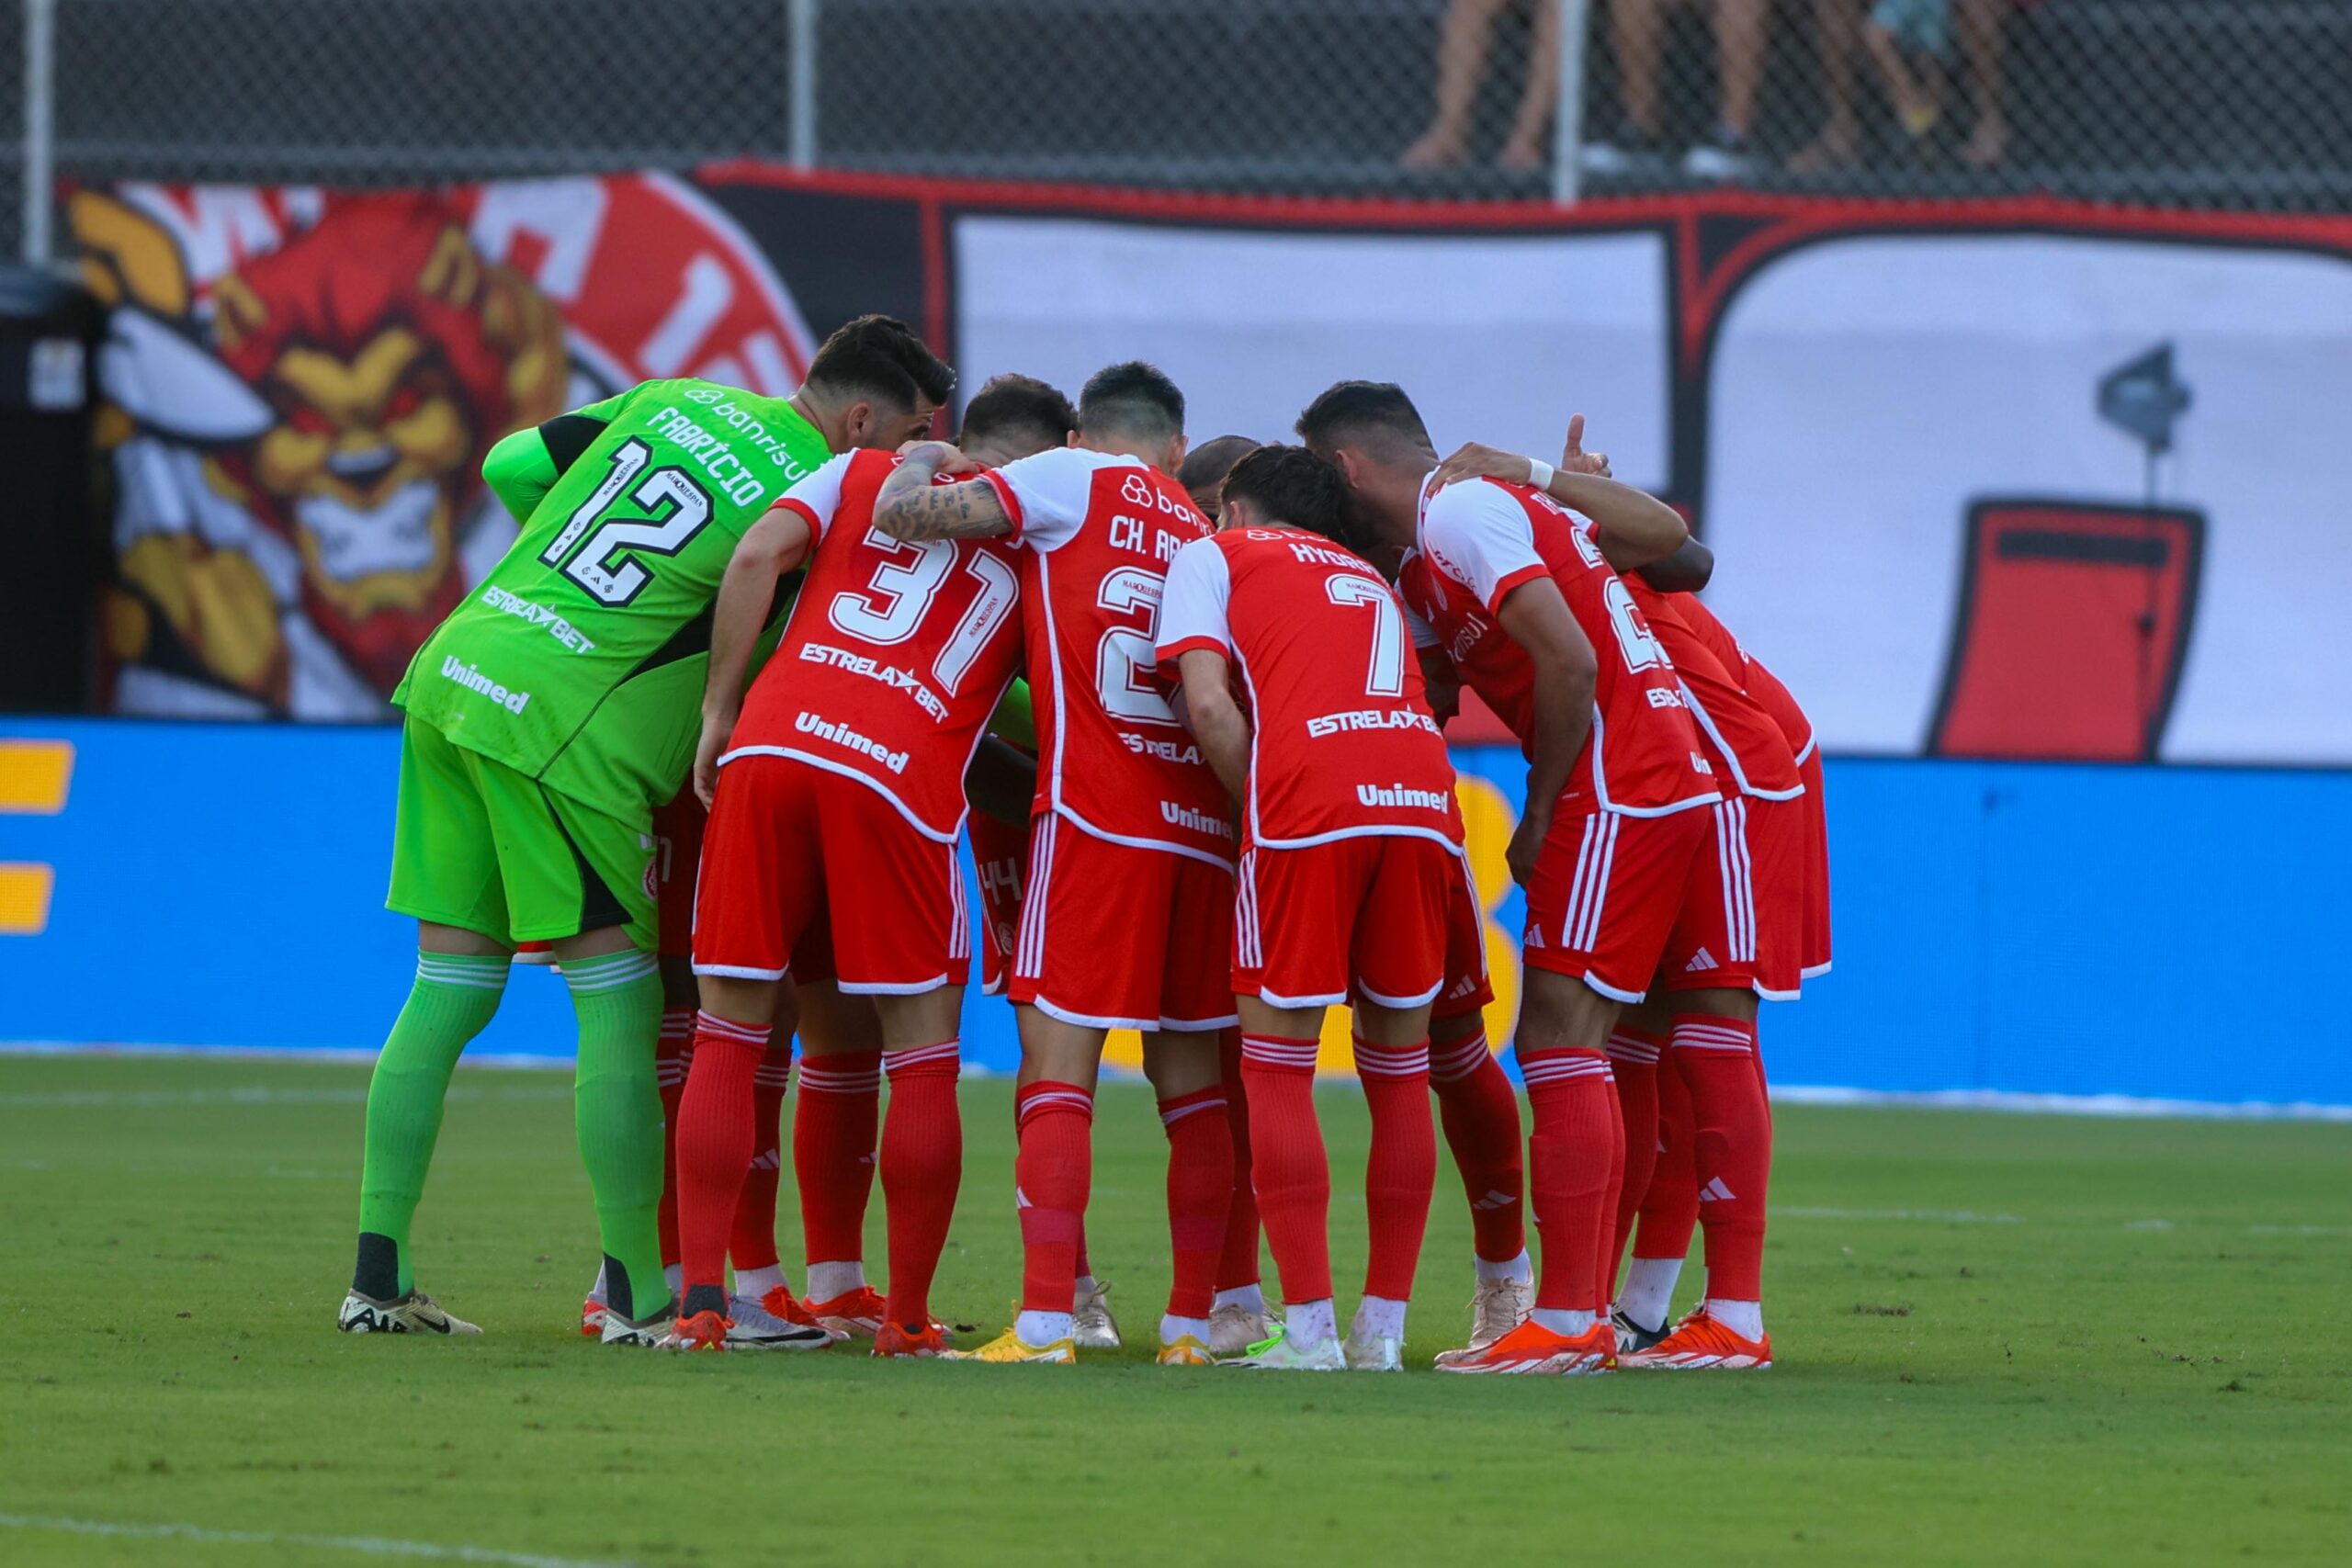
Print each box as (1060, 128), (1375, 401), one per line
(0, 1513), (628, 1568)
(1776, 1206), (2022, 1224)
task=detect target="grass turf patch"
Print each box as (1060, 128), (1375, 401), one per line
(2, 1055), (2346, 1564)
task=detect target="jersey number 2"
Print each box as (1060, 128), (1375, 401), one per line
(538, 437), (713, 607)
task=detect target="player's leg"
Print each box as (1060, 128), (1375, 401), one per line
(1442, 807), (1702, 1374)
(1607, 994), (1676, 1347)
(345, 721), (514, 1335)
(1427, 847), (1529, 1347)
(1208, 1022), (1269, 1353)
(1626, 1021), (1700, 1340)
(1145, 853), (1240, 1365)
(789, 979), (884, 1336)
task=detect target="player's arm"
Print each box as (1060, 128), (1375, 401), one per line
(1419, 648), (1464, 726)
(693, 506), (815, 807)
(1494, 578), (1599, 886)
(1173, 648), (1252, 803)
(871, 441), (1011, 541)
(1638, 536), (1715, 594)
(1431, 415), (1687, 570)
(481, 403), (621, 523)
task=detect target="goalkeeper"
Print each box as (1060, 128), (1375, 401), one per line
(336, 319), (951, 1344)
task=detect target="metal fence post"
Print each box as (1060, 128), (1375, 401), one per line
(787, 0), (820, 170)
(23, 0), (56, 262)
(1550, 0), (1589, 205)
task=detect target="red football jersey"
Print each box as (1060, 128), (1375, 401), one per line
(1399, 474), (1717, 817)
(1673, 592), (1816, 762)
(1623, 573), (1803, 799)
(726, 448), (1023, 841)
(979, 447), (1233, 863)
(1155, 526), (1461, 850)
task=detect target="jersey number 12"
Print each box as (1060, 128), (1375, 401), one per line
(538, 437), (715, 607)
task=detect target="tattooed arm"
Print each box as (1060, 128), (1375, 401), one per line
(872, 441), (1015, 542)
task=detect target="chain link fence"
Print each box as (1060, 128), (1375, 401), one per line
(8, 0), (2350, 262)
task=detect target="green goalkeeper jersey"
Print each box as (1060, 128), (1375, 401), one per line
(393, 378), (832, 819)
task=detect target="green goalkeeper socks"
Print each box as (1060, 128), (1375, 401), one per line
(355, 951), (511, 1299)
(562, 948), (669, 1320)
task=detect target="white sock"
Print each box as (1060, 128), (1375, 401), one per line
(806, 1260), (864, 1303)
(588, 1261), (608, 1306)
(1160, 1314), (1211, 1345)
(1475, 1248), (1532, 1285)
(1530, 1306), (1597, 1337)
(1284, 1298), (1338, 1348)
(1351, 1295), (1408, 1342)
(732, 1264), (786, 1300)
(1707, 1298), (1764, 1340)
(1074, 1274), (1100, 1300)
(662, 1262), (683, 1295)
(1619, 1257), (1682, 1329)
(1214, 1283), (1267, 1315)
(1016, 1310), (1074, 1346)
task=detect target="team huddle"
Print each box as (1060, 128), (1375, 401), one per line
(338, 312), (1827, 1373)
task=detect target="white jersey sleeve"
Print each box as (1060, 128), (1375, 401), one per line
(1420, 477), (1548, 615)
(1153, 536), (1235, 671)
(1402, 594), (1441, 651)
(775, 451), (856, 545)
(979, 446), (1101, 551)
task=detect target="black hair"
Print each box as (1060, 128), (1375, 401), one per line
(1219, 444), (1351, 546)
(1294, 379), (1432, 458)
(1177, 434), (1260, 496)
(959, 373), (1076, 453)
(1078, 360), (1184, 442)
(806, 313), (955, 412)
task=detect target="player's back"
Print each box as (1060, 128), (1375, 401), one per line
(1413, 474), (1716, 817)
(1623, 575), (1802, 799)
(1161, 526), (1456, 850)
(729, 449), (1023, 841)
(396, 378), (828, 817)
(1672, 591), (1815, 761)
(980, 446), (1232, 863)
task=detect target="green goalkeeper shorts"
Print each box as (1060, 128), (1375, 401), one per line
(386, 716), (656, 951)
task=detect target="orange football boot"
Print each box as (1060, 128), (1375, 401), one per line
(805, 1285), (889, 1338)
(1620, 1309), (1771, 1370)
(872, 1322), (950, 1359)
(1434, 1317), (1615, 1375)
(664, 1309), (731, 1352)
(579, 1296), (607, 1338)
(759, 1284), (842, 1340)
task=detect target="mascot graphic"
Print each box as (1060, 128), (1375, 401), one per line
(74, 176), (815, 719)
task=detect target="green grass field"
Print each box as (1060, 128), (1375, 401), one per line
(2, 1054), (2346, 1566)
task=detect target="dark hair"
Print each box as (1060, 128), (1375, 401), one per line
(1295, 379), (1431, 457)
(1219, 445), (1349, 544)
(959, 373), (1076, 453)
(807, 313), (956, 412)
(1177, 434), (1259, 496)
(1079, 360), (1184, 441)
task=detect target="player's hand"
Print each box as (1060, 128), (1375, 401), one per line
(1430, 442), (1531, 492)
(897, 439), (977, 476)
(1560, 414), (1611, 479)
(1505, 799), (1552, 887)
(693, 712), (734, 809)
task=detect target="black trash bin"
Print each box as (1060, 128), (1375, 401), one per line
(0, 267), (103, 713)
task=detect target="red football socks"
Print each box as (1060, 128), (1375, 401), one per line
(1239, 1032), (1330, 1304)
(1634, 1043), (1700, 1262)
(794, 1048), (881, 1277)
(674, 1010), (768, 1309)
(1604, 1025), (1666, 1289)
(654, 1006), (693, 1268)
(1157, 1084), (1234, 1319)
(1429, 1025), (1525, 1265)
(1214, 1026), (1262, 1293)
(726, 1041), (793, 1277)
(880, 1040), (962, 1328)
(1520, 1046), (1620, 1314)
(1672, 1013), (1772, 1303)
(1013, 1081), (1093, 1313)
(1355, 1037), (1437, 1303)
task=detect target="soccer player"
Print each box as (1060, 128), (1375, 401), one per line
(342, 314), (950, 1343)
(1156, 445), (1465, 1371)
(671, 373), (1073, 1355)
(1299, 382), (1709, 1375)
(872, 362), (1238, 1366)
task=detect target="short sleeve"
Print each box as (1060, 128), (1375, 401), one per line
(984, 446), (1099, 551)
(1421, 479), (1549, 616)
(1154, 537), (1234, 674)
(776, 452), (855, 544)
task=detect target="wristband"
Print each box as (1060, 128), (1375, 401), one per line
(1525, 457), (1555, 490)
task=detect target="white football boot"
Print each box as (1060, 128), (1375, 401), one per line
(337, 1290), (481, 1336)
(725, 1293), (834, 1351)
(600, 1300), (678, 1348)
(1072, 1278), (1123, 1350)
(1208, 1301), (1273, 1357)
(1220, 1324), (1345, 1371)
